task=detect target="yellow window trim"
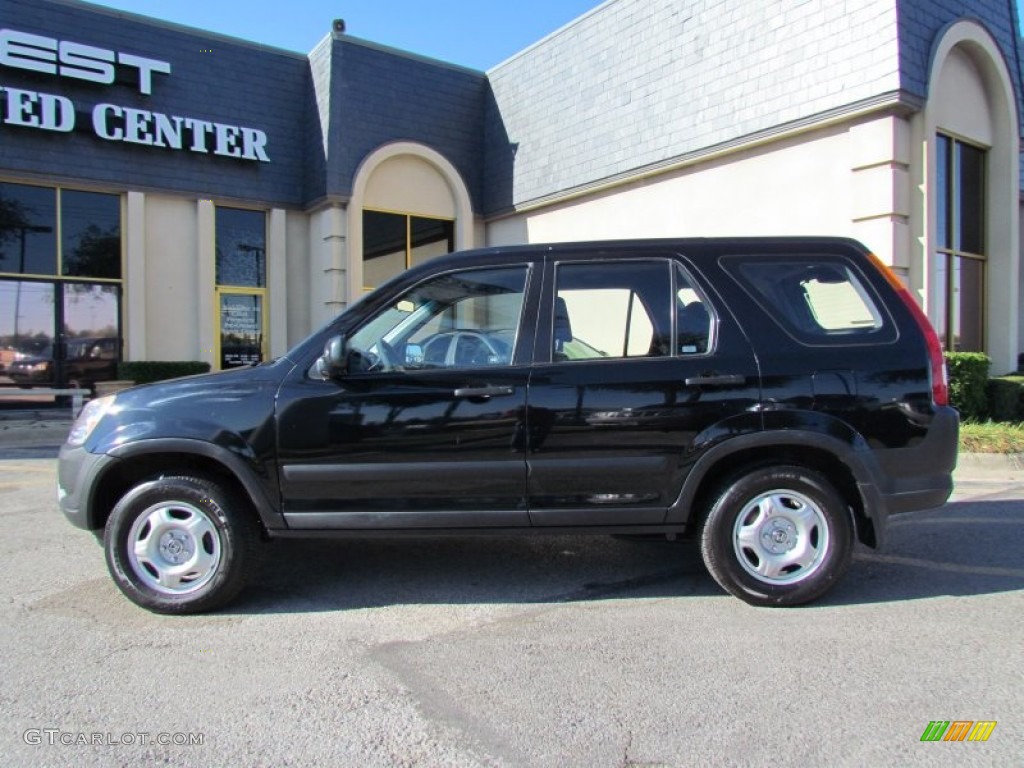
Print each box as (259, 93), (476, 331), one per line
(214, 286), (268, 371)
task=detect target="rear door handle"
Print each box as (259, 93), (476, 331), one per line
(684, 374), (746, 387)
(453, 385), (515, 399)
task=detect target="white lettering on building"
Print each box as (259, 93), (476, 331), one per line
(0, 28), (270, 162)
(1, 86), (74, 131)
(90, 102), (269, 160)
(0, 29), (169, 94)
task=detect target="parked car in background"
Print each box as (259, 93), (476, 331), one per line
(8, 337), (118, 390)
(57, 238), (958, 614)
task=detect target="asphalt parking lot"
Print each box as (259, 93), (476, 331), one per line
(0, 428), (1021, 767)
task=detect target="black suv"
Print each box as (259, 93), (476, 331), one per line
(57, 238), (958, 613)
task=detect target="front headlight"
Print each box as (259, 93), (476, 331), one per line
(66, 395), (116, 448)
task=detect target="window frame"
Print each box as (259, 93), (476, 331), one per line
(337, 263), (534, 376)
(935, 132), (986, 352)
(214, 205), (268, 370)
(0, 181), (123, 284)
(0, 180), (125, 388)
(548, 258), (684, 364)
(721, 253), (896, 347)
(362, 207), (455, 292)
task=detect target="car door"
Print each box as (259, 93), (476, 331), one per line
(275, 263), (536, 530)
(525, 251), (761, 526)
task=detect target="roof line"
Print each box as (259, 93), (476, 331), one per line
(45, 0), (309, 60)
(487, 89), (924, 219)
(335, 34), (485, 76)
(487, 0), (622, 74)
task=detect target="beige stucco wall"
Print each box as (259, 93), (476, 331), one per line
(486, 119), (912, 272)
(142, 194), (200, 361)
(136, 196), (301, 364)
(285, 210), (312, 347)
(364, 155), (457, 219)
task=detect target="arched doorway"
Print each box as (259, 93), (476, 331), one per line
(924, 21), (1019, 371)
(348, 142), (475, 302)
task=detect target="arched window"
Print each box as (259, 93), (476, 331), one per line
(925, 21), (1019, 369)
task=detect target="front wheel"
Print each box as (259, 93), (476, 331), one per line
(700, 465), (853, 607)
(104, 474), (261, 614)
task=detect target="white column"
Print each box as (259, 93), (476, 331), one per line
(124, 191), (146, 361)
(849, 116), (912, 276)
(267, 208), (288, 358)
(309, 204), (348, 329)
(196, 199), (216, 368)
(346, 203), (363, 306)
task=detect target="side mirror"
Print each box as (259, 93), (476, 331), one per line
(317, 335), (347, 379)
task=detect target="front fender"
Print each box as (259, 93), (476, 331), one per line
(101, 438), (285, 530)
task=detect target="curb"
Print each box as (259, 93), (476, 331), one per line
(954, 452), (1024, 483)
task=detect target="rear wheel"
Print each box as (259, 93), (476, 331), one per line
(104, 474), (261, 614)
(701, 465), (853, 607)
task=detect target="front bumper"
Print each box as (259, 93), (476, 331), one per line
(57, 443), (119, 531)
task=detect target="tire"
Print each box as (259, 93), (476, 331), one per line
(104, 474), (261, 614)
(700, 465), (853, 607)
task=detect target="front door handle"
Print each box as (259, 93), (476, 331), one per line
(684, 374), (746, 387)
(453, 385), (515, 399)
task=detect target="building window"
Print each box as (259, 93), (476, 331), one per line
(362, 209), (454, 291)
(215, 206), (266, 369)
(0, 182), (122, 391)
(935, 134), (985, 352)
(216, 207), (266, 288)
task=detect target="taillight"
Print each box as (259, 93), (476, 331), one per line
(867, 252), (949, 407)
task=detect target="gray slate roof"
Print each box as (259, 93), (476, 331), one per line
(483, 0), (1024, 214)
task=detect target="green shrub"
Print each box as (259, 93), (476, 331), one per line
(117, 361), (211, 385)
(960, 420), (1024, 453)
(945, 352), (990, 421)
(986, 375), (1024, 422)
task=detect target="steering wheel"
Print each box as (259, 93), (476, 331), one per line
(421, 331), (500, 366)
(367, 339), (398, 372)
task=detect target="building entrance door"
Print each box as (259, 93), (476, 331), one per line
(217, 289), (265, 370)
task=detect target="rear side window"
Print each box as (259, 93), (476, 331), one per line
(724, 256), (893, 345)
(553, 261), (672, 361)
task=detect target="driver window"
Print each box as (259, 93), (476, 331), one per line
(346, 266), (529, 372)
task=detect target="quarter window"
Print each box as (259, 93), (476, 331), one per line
(676, 264), (713, 355)
(725, 257), (889, 345)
